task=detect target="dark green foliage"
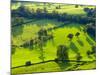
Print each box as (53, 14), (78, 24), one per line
(56, 5), (61, 9)
(84, 7), (96, 17)
(91, 45), (96, 54)
(87, 50), (92, 58)
(56, 45), (69, 62)
(75, 5), (79, 8)
(11, 46), (16, 55)
(20, 41), (30, 48)
(87, 26), (96, 38)
(25, 61), (32, 66)
(84, 8), (90, 12)
(43, 7), (48, 13)
(67, 33), (74, 40)
(11, 40), (16, 54)
(12, 5), (96, 25)
(29, 39), (34, 45)
(38, 29), (48, 37)
(11, 17), (25, 26)
(75, 32), (80, 37)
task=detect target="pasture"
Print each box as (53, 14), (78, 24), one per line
(11, 2), (96, 74)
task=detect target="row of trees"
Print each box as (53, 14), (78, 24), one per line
(12, 6), (96, 25)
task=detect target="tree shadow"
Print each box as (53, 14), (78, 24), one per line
(55, 61), (71, 70)
(86, 37), (94, 45)
(77, 40), (84, 46)
(70, 42), (79, 54)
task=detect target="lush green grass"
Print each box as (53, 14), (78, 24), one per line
(11, 2), (96, 74)
(12, 19), (96, 74)
(12, 19), (63, 45)
(12, 61), (96, 74)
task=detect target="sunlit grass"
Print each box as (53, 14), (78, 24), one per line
(12, 20), (96, 70)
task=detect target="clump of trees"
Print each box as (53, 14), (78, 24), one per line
(11, 17), (25, 26)
(84, 7), (96, 17)
(20, 39), (34, 49)
(12, 5), (96, 25)
(85, 23), (96, 39)
(38, 29), (48, 38)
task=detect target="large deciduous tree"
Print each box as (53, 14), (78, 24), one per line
(56, 45), (69, 63)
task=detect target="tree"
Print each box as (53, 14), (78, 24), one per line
(56, 45), (69, 63)
(37, 29), (48, 62)
(75, 5), (79, 8)
(36, 8), (43, 18)
(87, 50), (92, 58)
(38, 28), (47, 37)
(25, 61), (32, 66)
(84, 7), (90, 12)
(86, 26), (96, 38)
(67, 33), (74, 40)
(75, 32), (80, 38)
(43, 7), (48, 13)
(29, 39), (34, 49)
(56, 5), (61, 9)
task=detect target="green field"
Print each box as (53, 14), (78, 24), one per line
(11, 2), (96, 74)
(11, 2), (95, 15)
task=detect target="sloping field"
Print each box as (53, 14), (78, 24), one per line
(11, 2), (96, 74)
(12, 19), (96, 74)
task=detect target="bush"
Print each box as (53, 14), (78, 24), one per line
(67, 33), (74, 40)
(75, 5), (79, 8)
(25, 61), (32, 66)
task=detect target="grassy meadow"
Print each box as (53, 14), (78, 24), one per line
(11, 1), (96, 74)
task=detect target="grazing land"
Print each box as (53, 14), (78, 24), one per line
(11, 1), (96, 74)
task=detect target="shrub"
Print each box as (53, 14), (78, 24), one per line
(25, 61), (32, 66)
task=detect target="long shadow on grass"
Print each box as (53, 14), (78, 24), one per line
(86, 37), (94, 45)
(70, 42), (79, 54)
(56, 61), (71, 71)
(77, 39), (84, 46)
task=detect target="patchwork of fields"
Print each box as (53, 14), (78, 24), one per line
(11, 2), (96, 74)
